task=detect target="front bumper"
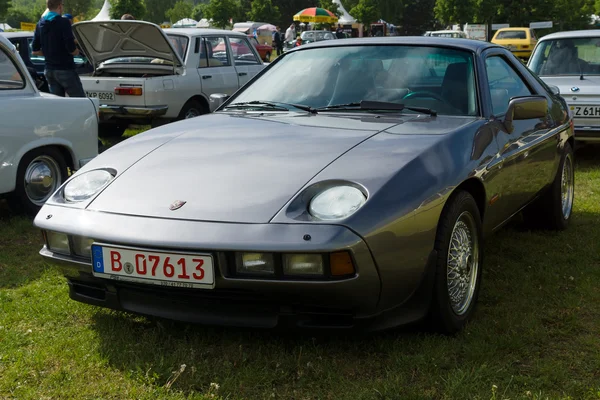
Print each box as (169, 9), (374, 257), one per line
(35, 205), (384, 329)
(99, 105), (168, 120)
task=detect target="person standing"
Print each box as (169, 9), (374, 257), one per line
(273, 26), (283, 56)
(31, 0), (85, 97)
(285, 23), (295, 44)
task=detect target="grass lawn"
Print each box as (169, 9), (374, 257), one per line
(1, 141), (600, 399)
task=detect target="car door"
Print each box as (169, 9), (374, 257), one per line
(196, 36), (239, 111)
(484, 53), (557, 226)
(227, 36), (264, 87)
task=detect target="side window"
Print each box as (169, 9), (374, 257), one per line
(0, 47), (25, 90)
(486, 56), (532, 115)
(228, 37), (260, 65)
(201, 36), (230, 68)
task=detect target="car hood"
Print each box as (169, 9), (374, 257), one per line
(86, 112), (476, 223)
(72, 20), (183, 67)
(539, 75), (600, 97)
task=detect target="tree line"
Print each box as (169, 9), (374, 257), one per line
(1, 0), (598, 35)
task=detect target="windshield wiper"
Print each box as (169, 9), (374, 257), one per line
(316, 100), (437, 116)
(224, 101), (317, 113)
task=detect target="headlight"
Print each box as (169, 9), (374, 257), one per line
(236, 253), (275, 275)
(63, 170), (114, 203)
(283, 254), (324, 276)
(309, 186), (366, 221)
(45, 231), (70, 255)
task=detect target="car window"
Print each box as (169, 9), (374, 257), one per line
(167, 34), (189, 62)
(486, 56), (532, 115)
(228, 37), (260, 65)
(27, 37), (88, 67)
(201, 36), (231, 67)
(496, 30), (527, 40)
(228, 45), (479, 116)
(529, 37), (600, 76)
(0, 47), (25, 90)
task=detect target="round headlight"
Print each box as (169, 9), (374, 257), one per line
(64, 170), (114, 203)
(309, 186), (367, 221)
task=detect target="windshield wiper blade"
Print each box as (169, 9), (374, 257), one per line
(317, 100), (437, 116)
(225, 101), (317, 113)
(224, 101), (290, 111)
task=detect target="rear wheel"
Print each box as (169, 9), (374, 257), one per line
(177, 99), (207, 121)
(9, 147), (68, 216)
(523, 142), (574, 230)
(430, 191), (483, 334)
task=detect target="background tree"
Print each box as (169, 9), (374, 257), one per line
(349, 0), (379, 26)
(395, 0), (438, 35)
(246, 0), (280, 23)
(193, 2), (207, 20)
(434, 0), (475, 26)
(145, 0), (177, 23)
(109, 0), (146, 19)
(5, 7), (31, 26)
(64, 0), (93, 19)
(166, 0), (194, 23)
(271, 0), (312, 29)
(319, 0), (341, 17)
(204, 0), (239, 28)
(0, 0), (11, 20)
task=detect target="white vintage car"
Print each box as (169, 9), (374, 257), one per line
(72, 21), (267, 136)
(0, 34), (99, 215)
(528, 30), (600, 141)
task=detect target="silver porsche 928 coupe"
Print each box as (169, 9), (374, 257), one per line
(34, 37), (575, 334)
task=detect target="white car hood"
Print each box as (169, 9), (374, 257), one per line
(72, 20), (183, 67)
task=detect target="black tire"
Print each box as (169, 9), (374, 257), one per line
(177, 99), (207, 121)
(9, 147), (68, 216)
(523, 142), (574, 230)
(430, 190), (483, 334)
(98, 124), (127, 138)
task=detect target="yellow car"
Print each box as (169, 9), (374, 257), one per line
(491, 27), (538, 59)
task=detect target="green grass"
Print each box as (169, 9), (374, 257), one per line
(1, 144), (600, 399)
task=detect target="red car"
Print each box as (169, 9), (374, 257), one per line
(248, 36), (273, 62)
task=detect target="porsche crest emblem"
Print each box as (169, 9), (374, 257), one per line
(169, 200), (187, 211)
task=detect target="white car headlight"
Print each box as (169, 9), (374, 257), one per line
(63, 170), (114, 203)
(309, 186), (366, 221)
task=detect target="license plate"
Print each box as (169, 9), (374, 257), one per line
(91, 244), (215, 289)
(571, 105), (600, 118)
(86, 91), (114, 101)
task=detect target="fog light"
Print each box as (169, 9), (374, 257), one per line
(72, 236), (94, 258)
(283, 254), (324, 276)
(330, 251), (355, 276)
(46, 231), (70, 255)
(236, 253), (275, 275)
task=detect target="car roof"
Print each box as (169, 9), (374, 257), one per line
(163, 28), (248, 37)
(538, 29), (600, 41)
(496, 27), (531, 32)
(0, 31), (33, 39)
(291, 36), (499, 52)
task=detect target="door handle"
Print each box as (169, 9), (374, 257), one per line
(202, 75), (212, 79)
(238, 72), (248, 76)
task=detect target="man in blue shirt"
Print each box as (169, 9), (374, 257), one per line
(31, 0), (85, 97)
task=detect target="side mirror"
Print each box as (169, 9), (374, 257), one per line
(548, 84), (560, 95)
(209, 93), (230, 110)
(503, 96), (548, 133)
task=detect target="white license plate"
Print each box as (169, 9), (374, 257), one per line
(86, 91), (114, 101)
(91, 244), (215, 289)
(572, 105), (600, 118)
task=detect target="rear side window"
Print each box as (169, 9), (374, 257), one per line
(496, 30), (527, 40)
(228, 37), (261, 65)
(0, 47), (25, 90)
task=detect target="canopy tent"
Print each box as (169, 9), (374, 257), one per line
(173, 18), (198, 28)
(333, 0), (356, 24)
(91, 0), (112, 21)
(196, 18), (213, 28)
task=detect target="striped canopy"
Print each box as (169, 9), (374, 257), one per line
(293, 7), (338, 24)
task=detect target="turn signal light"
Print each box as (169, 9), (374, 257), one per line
(115, 87), (143, 96)
(329, 251), (355, 276)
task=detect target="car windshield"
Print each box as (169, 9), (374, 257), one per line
(227, 45), (479, 116)
(496, 30), (527, 39)
(529, 37), (600, 76)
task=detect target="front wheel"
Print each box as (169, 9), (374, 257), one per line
(430, 191), (483, 334)
(9, 147), (68, 216)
